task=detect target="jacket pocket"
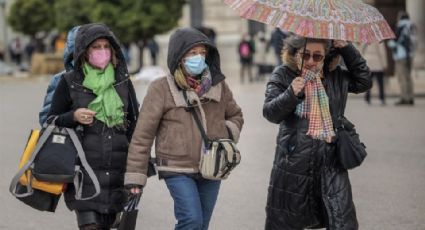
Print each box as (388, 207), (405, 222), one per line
(159, 123), (191, 158)
(285, 131), (298, 163)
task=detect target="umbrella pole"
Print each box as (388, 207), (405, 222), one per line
(300, 38), (308, 72)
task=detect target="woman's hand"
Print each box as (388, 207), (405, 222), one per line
(291, 77), (305, 96)
(125, 184), (143, 194)
(130, 187), (142, 194)
(333, 40), (349, 48)
(74, 108), (96, 125)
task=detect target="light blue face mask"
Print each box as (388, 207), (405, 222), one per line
(184, 54), (207, 75)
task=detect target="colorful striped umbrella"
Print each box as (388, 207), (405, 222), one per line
(224, 0), (395, 43)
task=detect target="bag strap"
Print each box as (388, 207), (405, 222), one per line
(335, 77), (350, 129)
(9, 125), (55, 197)
(183, 91), (210, 148)
(68, 128), (101, 200)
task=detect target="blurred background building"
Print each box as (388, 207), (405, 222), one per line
(1, 0), (424, 74)
(182, 0), (425, 71)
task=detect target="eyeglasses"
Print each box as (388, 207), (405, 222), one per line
(299, 52), (324, 62)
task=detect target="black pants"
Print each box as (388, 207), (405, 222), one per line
(365, 71), (385, 104)
(76, 211), (117, 230)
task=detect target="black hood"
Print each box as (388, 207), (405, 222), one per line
(73, 23), (128, 81)
(167, 27), (225, 86)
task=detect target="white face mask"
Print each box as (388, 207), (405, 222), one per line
(183, 54), (207, 75)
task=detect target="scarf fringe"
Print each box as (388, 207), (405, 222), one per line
(295, 69), (335, 142)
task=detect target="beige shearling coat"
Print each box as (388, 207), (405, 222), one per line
(124, 74), (243, 186)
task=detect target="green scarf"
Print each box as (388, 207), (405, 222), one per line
(83, 63), (124, 127)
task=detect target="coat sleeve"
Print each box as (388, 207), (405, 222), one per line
(124, 79), (165, 187)
(39, 71), (65, 126)
(339, 44), (372, 94)
(263, 67), (303, 124)
(47, 77), (78, 127)
(223, 81), (244, 143)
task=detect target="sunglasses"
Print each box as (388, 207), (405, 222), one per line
(299, 52), (325, 62)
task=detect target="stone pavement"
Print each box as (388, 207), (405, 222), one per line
(1, 73), (425, 230)
(1, 43), (425, 229)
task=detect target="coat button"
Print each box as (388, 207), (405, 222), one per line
(108, 135), (112, 139)
(106, 172), (109, 175)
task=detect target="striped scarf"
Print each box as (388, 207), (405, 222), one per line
(295, 69), (335, 143)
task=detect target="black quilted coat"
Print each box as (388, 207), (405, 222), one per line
(48, 23), (139, 214)
(263, 44), (371, 230)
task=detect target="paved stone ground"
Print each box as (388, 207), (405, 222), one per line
(1, 76), (425, 230)
(1, 42), (425, 229)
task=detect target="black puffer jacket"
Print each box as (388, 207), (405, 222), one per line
(263, 44), (371, 230)
(48, 23), (139, 214)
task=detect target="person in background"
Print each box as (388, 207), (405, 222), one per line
(238, 33), (255, 83)
(9, 37), (23, 66)
(124, 27), (244, 230)
(48, 23), (139, 230)
(254, 31), (271, 81)
(39, 26), (80, 126)
(146, 38), (159, 65)
(0, 42), (5, 61)
(121, 42), (131, 65)
(269, 28), (289, 66)
(388, 11), (417, 106)
(361, 42), (388, 105)
(263, 35), (371, 229)
(25, 38), (36, 65)
(55, 32), (67, 53)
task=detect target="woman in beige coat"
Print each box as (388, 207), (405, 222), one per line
(361, 42), (388, 105)
(124, 27), (244, 230)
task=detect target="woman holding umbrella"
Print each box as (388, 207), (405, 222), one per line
(262, 35), (371, 229)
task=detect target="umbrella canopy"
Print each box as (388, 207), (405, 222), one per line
(224, 0), (395, 43)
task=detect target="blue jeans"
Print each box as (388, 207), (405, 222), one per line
(165, 175), (221, 230)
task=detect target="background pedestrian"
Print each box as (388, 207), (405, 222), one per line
(388, 11), (417, 105)
(361, 42), (388, 105)
(238, 33), (255, 83)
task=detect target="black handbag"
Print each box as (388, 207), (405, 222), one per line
(334, 79), (367, 170)
(335, 116), (367, 169)
(112, 193), (141, 230)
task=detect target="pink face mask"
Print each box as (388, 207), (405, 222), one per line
(88, 49), (111, 70)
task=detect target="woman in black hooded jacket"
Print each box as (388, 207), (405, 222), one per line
(263, 35), (371, 230)
(48, 23), (139, 230)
